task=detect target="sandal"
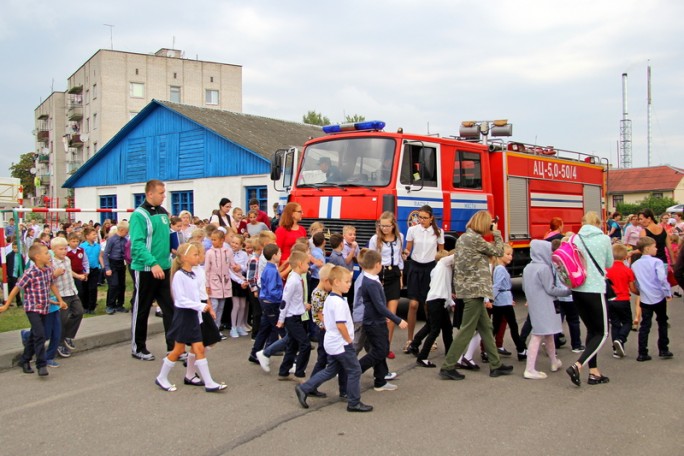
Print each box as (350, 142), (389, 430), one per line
(566, 364), (581, 387)
(402, 340), (413, 354)
(183, 374), (205, 386)
(416, 359), (437, 368)
(587, 374), (610, 385)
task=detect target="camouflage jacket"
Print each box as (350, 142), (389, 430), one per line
(453, 228), (504, 299)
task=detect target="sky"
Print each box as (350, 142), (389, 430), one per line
(2, 0), (683, 179)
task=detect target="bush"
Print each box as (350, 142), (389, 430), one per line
(617, 196), (678, 217)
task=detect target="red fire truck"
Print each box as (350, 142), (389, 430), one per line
(271, 120), (607, 275)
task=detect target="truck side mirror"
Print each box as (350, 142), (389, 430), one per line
(270, 153), (282, 181)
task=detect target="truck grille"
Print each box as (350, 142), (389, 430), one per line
(301, 218), (377, 250)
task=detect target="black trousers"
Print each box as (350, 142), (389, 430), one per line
(608, 299), (633, 344)
(131, 269), (174, 353)
(638, 300), (669, 355)
(85, 268), (100, 311)
(105, 260), (126, 308)
(572, 291), (608, 369)
(492, 305), (526, 353)
(359, 323), (390, 387)
(412, 298), (453, 360)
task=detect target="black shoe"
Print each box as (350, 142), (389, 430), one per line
(489, 364), (514, 377)
(566, 364), (581, 386)
(295, 385), (309, 409)
(183, 374), (205, 386)
(557, 334), (567, 347)
(455, 358), (480, 371)
(347, 402), (373, 412)
(309, 389), (327, 398)
(407, 345), (420, 356)
(587, 374), (610, 385)
(416, 359), (437, 368)
(439, 368), (465, 380)
(659, 351), (674, 359)
(636, 354), (652, 362)
(247, 356), (259, 364)
(21, 362), (34, 374)
(480, 352), (489, 363)
(38, 366), (49, 376)
(517, 350), (528, 361)
(497, 347), (512, 357)
(339, 392), (348, 401)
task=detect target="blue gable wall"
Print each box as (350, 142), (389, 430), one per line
(67, 105), (270, 188)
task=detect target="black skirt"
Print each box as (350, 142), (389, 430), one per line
(200, 311), (221, 347)
(231, 279), (246, 298)
(406, 260), (436, 303)
(379, 266), (402, 301)
(168, 308), (202, 345)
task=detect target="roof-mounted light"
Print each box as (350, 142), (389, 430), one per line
(322, 120), (386, 134)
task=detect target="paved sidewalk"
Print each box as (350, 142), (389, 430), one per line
(0, 312), (164, 370)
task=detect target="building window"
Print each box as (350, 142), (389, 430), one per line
(86, 117), (90, 132)
(210, 76), (214, 83)
(170, 86), (181, 103)
(93, 142), (98, 154)
(130, 82), (145, 98)
(93, 83), (97, 99)
(205, 89), (219, 105)
(133, 193), (145, 208)
(99, 195), (118, 224)
(93, 113), (97, 130)
(245, 186), (268, 211)
(173, 72), (177, 79)
(171, 191), (194, 215)
(135, 68), (139, 75)
(612, 195), (624, 207)
(85, 89), (90, 104)
(652, 192), (663, 199)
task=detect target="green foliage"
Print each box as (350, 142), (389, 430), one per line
(616, 196), (678, 217)
(344, 114), (366, 123)
(302, 111), (331, 126)
(9, 152), (37, 197)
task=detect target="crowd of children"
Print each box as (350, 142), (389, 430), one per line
(2, 206), (683, 411)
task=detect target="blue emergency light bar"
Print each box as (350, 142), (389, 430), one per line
(322, 120), (386, 134)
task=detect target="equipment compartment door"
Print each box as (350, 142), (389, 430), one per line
(508, 176), (529, 240)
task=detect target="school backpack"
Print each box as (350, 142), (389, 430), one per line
(551, 234), (587, 288)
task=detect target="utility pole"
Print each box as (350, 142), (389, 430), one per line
(104, 24), (114, 50)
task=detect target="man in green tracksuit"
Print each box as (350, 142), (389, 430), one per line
(130, 179), (173, 361)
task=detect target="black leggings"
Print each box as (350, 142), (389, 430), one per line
(572, 291), (608, 369)
(491, 306), (526, 353)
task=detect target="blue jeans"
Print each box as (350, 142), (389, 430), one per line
(278, 315), (311, 378)
(21, 312), (47, 368)
(301, 344), (360, 406)
(45, 311), (62, 361)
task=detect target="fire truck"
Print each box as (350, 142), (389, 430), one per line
(270, 120), (607, 275)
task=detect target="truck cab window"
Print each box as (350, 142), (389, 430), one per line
(453, 151), (482, 189)
(400, 144), (438, 187)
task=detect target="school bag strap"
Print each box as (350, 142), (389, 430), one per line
(577, 235), (605, 277)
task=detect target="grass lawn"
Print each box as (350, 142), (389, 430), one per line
(1, 273), (135, 333)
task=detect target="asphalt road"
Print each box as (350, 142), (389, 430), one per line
(1, 281), (683, 456)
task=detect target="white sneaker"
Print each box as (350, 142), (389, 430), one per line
(550, 359), (563, 372)
(523, 370), (548, 379)
(384, 372), (398, 381)
(289, 363), (297, 374)
(613, 340), (625, 358)
(229, 328), (239, 338)
(374, 382), (398, 392)
(237, 327), (249, 337)
(256, 350), (270, 373)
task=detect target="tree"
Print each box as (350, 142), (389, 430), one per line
(344, 114), (366, 123)
(616, 195), (678, 217)
(9, 152), (36, 197)
(302, 111), (330, 126)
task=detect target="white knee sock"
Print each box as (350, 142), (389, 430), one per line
(195, 358), (219, 388)
(464, 332), (481, 361)
(185, 353), (196, 379)
(156, 357), (176, 388)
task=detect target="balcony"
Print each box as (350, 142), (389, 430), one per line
(37, 113), (48, 120)
(37, 154), (50, 163)
(68, 105), (83, 121)
(66, 161), (81, 174)
(67, 85), (83, 94)
(38, 174), (51, 186)
(36, 130), (49, 142)
(68, 134), (83, 147)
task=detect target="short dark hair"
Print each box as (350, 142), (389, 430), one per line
(360, 249), (381, 270)
(249, 198), (260, 207)
(312, 232), (326, 247)
(329, 233), (343, 249)
(263, 243), (280, 261)
(145, 179), (164, 193)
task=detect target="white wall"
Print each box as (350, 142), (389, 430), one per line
(72, 174), (285, 221)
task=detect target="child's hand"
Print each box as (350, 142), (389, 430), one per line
(276, 321), (284, 328)
(241, 281), (248, 289)
(105, 270), (112, 276)
(209, 308), (216, 320)
(54, 267), (66, 277)
(0, 301), (10, 313)
(398, 319), (408, 329)
(305, 303), (311, 311)
(232, 264), (241, 272)
(59, 300), (68, 310)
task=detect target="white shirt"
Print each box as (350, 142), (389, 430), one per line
(368, 234), (404, 269)
(323, 293), (354, 355)
(278, 271), (305, 323)
(406, 224), (445, 264)
(425, 255), (454, 304)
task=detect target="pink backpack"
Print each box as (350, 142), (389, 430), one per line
(551, 234), (587, 288)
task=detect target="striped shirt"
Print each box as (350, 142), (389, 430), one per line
(52, 256), (78, 298)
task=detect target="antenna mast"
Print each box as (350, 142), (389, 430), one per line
(647, 61), (652, 167)
(619, 73), (632, 168)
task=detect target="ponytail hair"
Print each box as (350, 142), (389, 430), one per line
(419, 205), (441, 238)
(171, 243), (198, 281)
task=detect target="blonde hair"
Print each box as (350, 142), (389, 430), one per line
(50, 237), (68, 248)
(288, 250), (308, 267)
(581, 211), (602, 227)
(342, 225), (356, 235)
(232, 234), (245, 247)
(328, 265), (352, 284)
(308, 222), (325, 236)
(318, 263), (334, 281)
(171, 243), (198, 279)
(466, 210), (493, 235)
(612, 243), (628, 261)
(258, 230), (277, 245)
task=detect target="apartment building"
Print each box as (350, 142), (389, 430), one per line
(33, 48), (242, 208)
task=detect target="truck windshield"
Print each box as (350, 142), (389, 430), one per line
(296, 137), (396, 187)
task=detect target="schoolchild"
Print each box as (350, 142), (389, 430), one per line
(294, 266), (373, 412)
(631, 237), (673, 362)
(308, 263), (339, 398)
(104, 221), (129, 314)
(252, 243), (285, 368)
(245, 237), (262, 338)
(358, 250), (408, 391)
(327, 233), (346, 268)
(276, 251), (312, 381)
(80, 227), (102, 314)
(408, 249), (454, 367)
(50, 237), (84, 359)
(308, 232), (326, 299)
(43, 294), (62, 367)
(491, 245), (527, 361)
(521, 240), (571, 379)
(66, 232), (89, 313)
(1, 244), (67, 376)
(169, 216), (182, 257)
(606, 243), (637, 358)
(154, 243), (226, 392)
(5, 242), (23, 307)
(229, 234), (250, 338)
(341, 226), (360, 306)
